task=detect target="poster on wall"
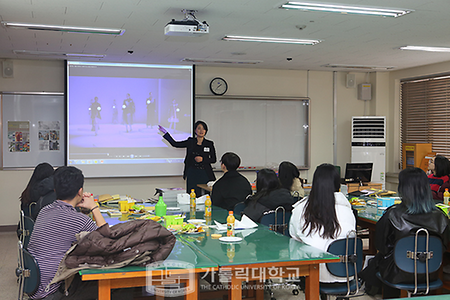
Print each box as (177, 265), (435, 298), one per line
(38, 121), (60, 151)
(7, 121), (30, 152)
(1, 93), (65, 168)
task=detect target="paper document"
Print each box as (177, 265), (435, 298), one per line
(214, 214), (258, 231)
(177, 194), (207, 204)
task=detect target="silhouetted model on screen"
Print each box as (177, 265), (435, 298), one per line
(89, 97), (101, 135)
(122, 93), (135, 132)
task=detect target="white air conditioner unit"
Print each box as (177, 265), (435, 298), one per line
(351, 116), (386, 188)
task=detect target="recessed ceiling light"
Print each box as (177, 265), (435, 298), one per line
(2, 21), (125, 35)
(399, 46), (450, 52)
(182, 58), (262, 64)
(322, 64), (395, 70)
(280, 2), (413, 18)
(222, 35), (322, 45)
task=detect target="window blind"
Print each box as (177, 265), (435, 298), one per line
(401, 75), (450, 158)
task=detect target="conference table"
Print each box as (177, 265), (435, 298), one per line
(80, 202), (339, 300)
(80, 240), (218, 300)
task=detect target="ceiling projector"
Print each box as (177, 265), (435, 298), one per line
(164, 9), (209, 36)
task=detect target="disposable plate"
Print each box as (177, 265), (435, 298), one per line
(219, 236), (242, 243)
(188, 219), (206, 224)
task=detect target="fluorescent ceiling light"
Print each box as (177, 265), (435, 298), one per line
(13, 50), (105, 58)
(222, 35), (321, 45)
(322, 64), (395, 70)
(399, 46), (450, 52)
(280, 2), (413, 18)
(182, 58), (262, 64)
(2, 21), (125, 35)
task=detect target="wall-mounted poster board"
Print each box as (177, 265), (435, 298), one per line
(1, 92), (65, 168)
(195, 95), (310, 171)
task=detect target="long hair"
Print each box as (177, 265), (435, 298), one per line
(278, 161), (300, 190)
(249, 169), (280, 203)
(20, 162), (54, 205)
(434, 155), (450, 177)
(398, 167), (435, 214)
(302, 163), (341, 239)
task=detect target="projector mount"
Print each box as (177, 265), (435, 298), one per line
(180, 9), (208, 28)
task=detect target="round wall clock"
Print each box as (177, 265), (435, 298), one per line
(210, 77), (228, 95)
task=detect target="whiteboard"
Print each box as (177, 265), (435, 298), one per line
(1, 93), (65, 168)
(195, 96), (309, 170)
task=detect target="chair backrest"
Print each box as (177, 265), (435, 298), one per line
(326, 231), (364, 279)
(393, 228), (443, 294)
(394, 232), (443, 274)
(28, 202), (37, 220)
(234, 202), (246, 217)
(260, 206), (292, 237)
(19, 210), (35, 249)
(17, 241), (40, 299)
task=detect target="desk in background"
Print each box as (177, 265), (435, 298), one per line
(347, 182), (383, 193)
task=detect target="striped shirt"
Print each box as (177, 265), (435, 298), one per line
(28, 200), (97, 299)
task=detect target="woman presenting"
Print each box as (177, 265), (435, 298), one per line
(159, 121), (216, 195)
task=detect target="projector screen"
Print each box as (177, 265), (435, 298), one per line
(66, 61), (194, 178)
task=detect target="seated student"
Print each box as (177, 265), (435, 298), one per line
(427, 154), (450, 200)
(211, 152), (252, 211)
(278, 161), (305, 198)
(243, 168), (296, 223)
(19, 162), (54, 219)
(360, 167), (450, 298)
(27, 166), (107, 300)
(289, 163), (356, 283)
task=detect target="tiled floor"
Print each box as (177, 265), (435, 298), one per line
(0, 230), (382, 300)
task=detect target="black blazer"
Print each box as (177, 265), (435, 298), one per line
(163, 132), (217, 180)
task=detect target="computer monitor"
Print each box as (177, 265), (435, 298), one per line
(344, 162), (373, 183)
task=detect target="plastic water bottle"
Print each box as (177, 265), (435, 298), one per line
(190, 189), (196, 219)
(227, 211), (235, 237)
(190, 189), (196, 211)
(204, 195), (212, 217)
(444, 188), (450, 205)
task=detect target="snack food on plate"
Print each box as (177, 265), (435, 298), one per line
(349, 197), (366, 206)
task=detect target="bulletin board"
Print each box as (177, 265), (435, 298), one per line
(195, 95), (310, 170)
(1, 92), (65, 168)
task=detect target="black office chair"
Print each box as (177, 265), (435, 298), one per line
(233, 201), (246, 217)
(319, 230), (364, 300)
(18, 210), (35, 249)
(260, 206), (291, 237)
(16, 241), (40, 300)
(376, 228), (443, 297)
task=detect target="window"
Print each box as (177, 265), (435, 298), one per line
(401, 74), (450, 158)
